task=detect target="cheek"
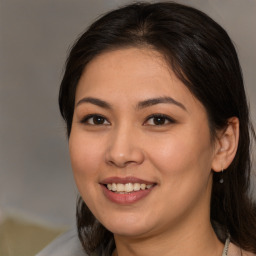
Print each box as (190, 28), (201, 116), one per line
(69, 130), (104, 188)
(146, 128), (213, 218)
(147, 125), (213, 182)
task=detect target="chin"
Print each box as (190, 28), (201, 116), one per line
(108, 225), (151, 238)
(100, 214), (153, 237)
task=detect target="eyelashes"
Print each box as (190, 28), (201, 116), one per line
(144, 114), (176, 126)
(80, 113), (176, 126)
(80, 114), (110, 125)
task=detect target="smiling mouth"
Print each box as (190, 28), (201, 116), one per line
(101, 178), (156, 204)
(105, 183), (154, 193)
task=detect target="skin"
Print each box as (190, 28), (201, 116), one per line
(69, 47), (239, 256)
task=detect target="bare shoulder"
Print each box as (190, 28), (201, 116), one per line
(242, 251), (256, 256)
(229, 242), (256, 256)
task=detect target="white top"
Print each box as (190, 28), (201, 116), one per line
(36, 228), (86, 256)
(36, 228), (256, 256)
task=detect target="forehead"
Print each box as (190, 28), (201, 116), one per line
(78, 47), (170, 91)
(75, 47), (202, 112)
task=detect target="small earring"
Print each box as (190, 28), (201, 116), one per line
(219, 169), (224, 184)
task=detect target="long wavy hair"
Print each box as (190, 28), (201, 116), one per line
(59, 2), (256, 255)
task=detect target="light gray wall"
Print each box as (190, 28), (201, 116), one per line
(1, 0), (255, 227)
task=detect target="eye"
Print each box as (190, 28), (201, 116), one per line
(81, 114), (110, 125)
(144, 114), (175, 126)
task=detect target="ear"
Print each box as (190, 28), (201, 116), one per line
(211, 117), (239, 172)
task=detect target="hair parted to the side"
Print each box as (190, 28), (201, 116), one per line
(59, 2), (256, 255)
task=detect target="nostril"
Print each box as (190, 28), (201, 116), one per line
(105, 142), (145, 167)
(106, 159), (143, 168)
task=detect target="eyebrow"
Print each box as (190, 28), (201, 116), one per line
(137, 96), (187, 111)
(76, 97), (112, 109)
(76, 96), (186, 111)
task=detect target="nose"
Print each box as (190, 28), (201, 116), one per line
(105, 126), (145, 168)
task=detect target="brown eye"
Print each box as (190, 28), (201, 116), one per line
(152, 116), (167, 125)
(144, 114), (175, 126)
(92, 116), (105, 125)
(81, 115), (110, 125)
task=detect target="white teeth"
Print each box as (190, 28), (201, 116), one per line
(140, 184), (146, 190)
(106, 183), (154, 193)
(116, 184), (125, 192)
(134, 183), (141, 191)
(125, 183), (133, 192)
(112, 183), (117, 191)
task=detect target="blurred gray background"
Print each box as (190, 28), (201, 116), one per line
(1, 0), (256, 228)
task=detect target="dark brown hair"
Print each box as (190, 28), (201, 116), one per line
(59, 2), (256, 255)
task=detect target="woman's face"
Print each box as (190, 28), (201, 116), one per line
(69, 48), (217, 238)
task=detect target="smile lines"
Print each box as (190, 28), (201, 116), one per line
(106, 183), (153, 193)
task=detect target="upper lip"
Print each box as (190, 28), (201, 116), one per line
(100, 176), (156, 185)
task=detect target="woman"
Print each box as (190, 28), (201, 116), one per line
(38, 2), (256, 256)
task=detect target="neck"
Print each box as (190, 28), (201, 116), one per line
(113, 179), (224, 256)
(113, 219), (223, 256)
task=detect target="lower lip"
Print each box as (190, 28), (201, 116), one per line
(101, 185), (155, 205)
